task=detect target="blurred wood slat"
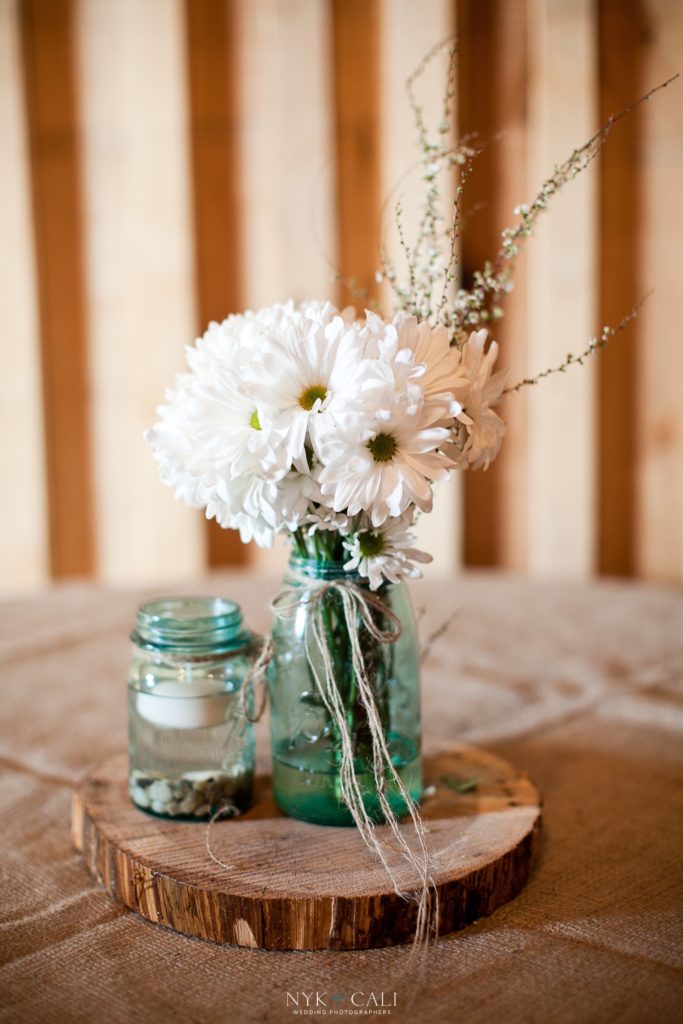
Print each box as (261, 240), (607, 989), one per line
(235, 0), (337, 310)
(333, 0), (382, 307)
(457, 0), (529, 570)
(524, 0), (597, 577)
(380, 0), (462, 575)
(597, 0), (642, 576)
(77, 0), (203, 584)
(235, 0), (337, 573)
(635, 0), (683, 580)
(20, 0), (95, 578)
(0, 0), (48, 591)
(2, 0), (681, 589)
(185, 0), (246, 569)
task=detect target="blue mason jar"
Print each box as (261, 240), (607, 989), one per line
(268, 557), (422, 826)
(128, 597), (259, 821)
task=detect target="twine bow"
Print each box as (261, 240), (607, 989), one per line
(271, 576), (402, 639)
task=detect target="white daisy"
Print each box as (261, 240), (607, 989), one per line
(317, 401), (456, 527)
(240, 312), (366, 468)
(342, 513), (432, 590)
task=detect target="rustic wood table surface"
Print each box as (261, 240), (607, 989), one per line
(1, 572), (682, 1024)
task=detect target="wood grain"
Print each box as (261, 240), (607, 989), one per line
(0, 0), (48, 591)
(525, 0), (597, 577)
(20, 0), (94, 578)
(485, 0), (530, 575)
(332, 0), (382, 307)
(379, 0), (463, 575)
(232, 0), (338, 577)
(457, 0), (528, 568)
(185, 0), (246, 570)
(631, 0), (683, 580)
(72, 747), (541, 951)
(597, 0), (642, 575)
(76, 0), (203, 585)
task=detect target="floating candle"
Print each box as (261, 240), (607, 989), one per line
(136, 679), (227, 729)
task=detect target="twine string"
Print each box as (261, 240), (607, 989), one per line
(273, 577), (438, 950)
(205, 576), (438, 952)
(238, 636), (273, 723)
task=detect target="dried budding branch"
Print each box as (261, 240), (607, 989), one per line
(457, 73), (677, 327)
(385, 34), (677, 345)
(503, 296), (650, 396)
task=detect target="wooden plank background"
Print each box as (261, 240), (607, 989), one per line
(20, 0), (95, 579)
(76, 0), (203, 584)
(2, 0), (681, 591)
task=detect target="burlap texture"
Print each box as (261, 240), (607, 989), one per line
(1, 572), (682, 1023)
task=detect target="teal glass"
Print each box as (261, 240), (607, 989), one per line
(128, 597), (259, 821)
(268, 558), (422, 826)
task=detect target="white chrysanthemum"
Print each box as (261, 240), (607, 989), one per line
(278, 298), (356, 328)
(342, 513), (432, 590)
(363, 311), (468, 422)
(147, 310), (317, 546)
(318, 401), (456, 527)
(456, 329), (508, 469)
(207, 473), (277, 544)
(208, 469), (318, 547)
(240, 313), (366, 468)
(148, 299), (503, 557)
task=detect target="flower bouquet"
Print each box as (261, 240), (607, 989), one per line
(148, 41), (674, 937)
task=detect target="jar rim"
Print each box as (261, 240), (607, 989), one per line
(131, 596), (250, 655)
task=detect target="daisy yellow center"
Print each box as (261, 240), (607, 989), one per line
(367, 432), (398, 463)
(358, 531), (385, 558)
(250, 410), (261, 430)
(298, 384), (328, 411)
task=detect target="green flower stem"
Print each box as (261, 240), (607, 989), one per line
(291, 530), (393, 813)
(322, 587), (391, 810)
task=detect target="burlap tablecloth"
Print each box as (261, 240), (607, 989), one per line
(1, 572), (682, 1023)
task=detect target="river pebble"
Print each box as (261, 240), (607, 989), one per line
(129, 767), (251, 820)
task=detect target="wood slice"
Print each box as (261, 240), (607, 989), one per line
(71, 746), (541, 950)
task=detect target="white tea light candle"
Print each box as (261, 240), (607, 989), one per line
(136, 679), (227, 730)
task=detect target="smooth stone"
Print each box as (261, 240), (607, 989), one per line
(194, 803), (210, 817)
(179, 791), (202, 814)
(149, 780), (173, 803)
(151, 799), (168, 815)
(131, 786), (150, 808)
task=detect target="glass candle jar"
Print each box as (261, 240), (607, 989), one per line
(128, 596), (259, 821)
(268, 557), (422, 826)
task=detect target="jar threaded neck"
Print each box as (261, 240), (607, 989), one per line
(288, 555), (360, 582)
(131, 596), (248, 655)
